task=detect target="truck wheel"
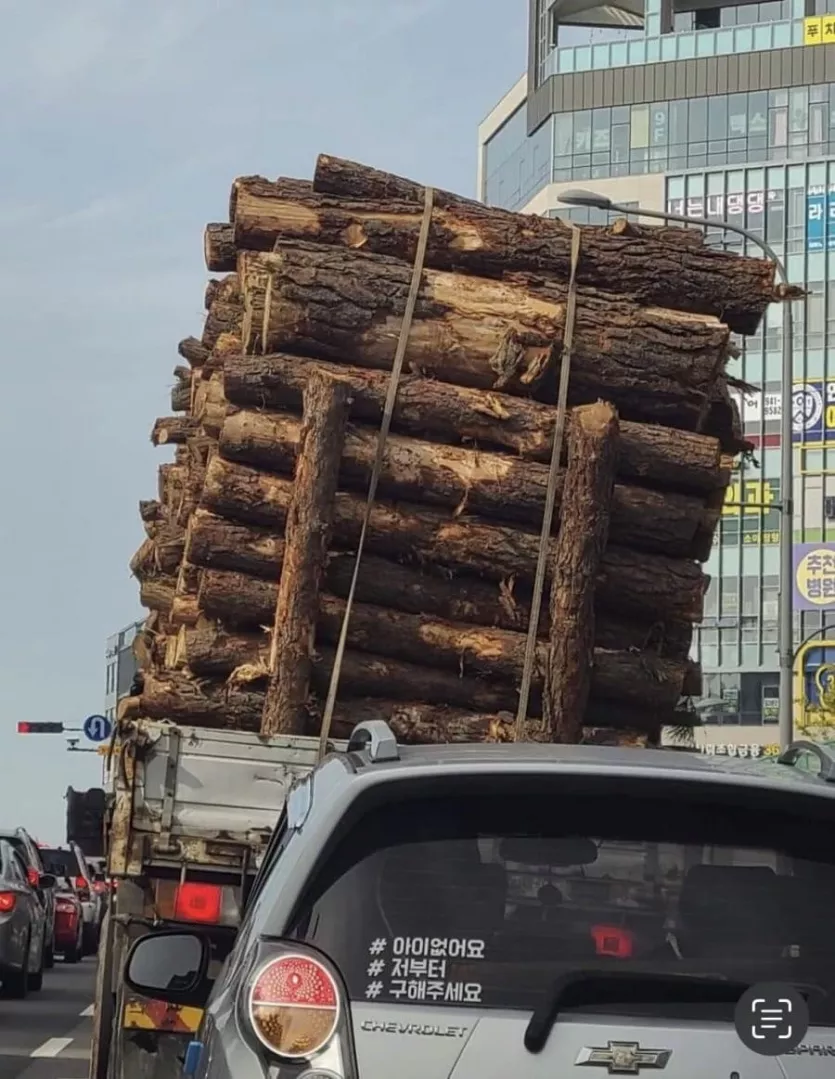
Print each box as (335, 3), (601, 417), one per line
(89, 909), (116, 1079)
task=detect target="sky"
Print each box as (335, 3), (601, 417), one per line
(0, 0), (526, 839)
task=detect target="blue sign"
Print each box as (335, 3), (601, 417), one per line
(792, 380), (835, 446)
(83, 714), (112, 743)
(806, 187), (835, 251)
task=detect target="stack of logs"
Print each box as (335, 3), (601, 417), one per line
(124, 153), (790, 748)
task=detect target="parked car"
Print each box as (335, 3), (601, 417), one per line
(40, 844), (102, 954)
(0, 827), (55, 968)
(0, 838), (53, 997)
(125, 723), (835, 1079)
(51, 878), (83, 963)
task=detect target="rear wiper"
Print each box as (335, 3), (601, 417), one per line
(524, 969), (750, 1053)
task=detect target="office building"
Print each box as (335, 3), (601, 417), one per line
(104, 620), (144, 721)
(479, 1), (835, 750)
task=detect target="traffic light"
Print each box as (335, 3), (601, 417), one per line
(17, 722), (64, 734)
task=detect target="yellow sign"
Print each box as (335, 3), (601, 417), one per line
(805, 16), (835, 44)
(795, 546), (835, 607)
(722, 479), (776, 516)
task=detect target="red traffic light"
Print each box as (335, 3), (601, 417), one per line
(17, 722), (64, 734)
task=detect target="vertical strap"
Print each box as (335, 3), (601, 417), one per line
(317, 186), (435, 760)
(514, 223), (583, 741)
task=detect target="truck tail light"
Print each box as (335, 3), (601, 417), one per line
(247, 952), (341, 1060)
(174, 882), (222, 925)
(0, 893), (16, 913)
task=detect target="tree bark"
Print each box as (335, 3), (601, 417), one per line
(130, 532), (184, 579)
(139, 577), (176, 613)
(179, 593), (689, 712)
(198, 563), (693, 659)
(223, 352), (725, 494)
(219, 408), (711, 559)
(262, 371), (351, 735)
(545, 402), (619, 742)
(151, 416), (200, 446)
(238, 244), (730, 433)
(204, 223), (236, 273)
(200, 459), (707, 623)
(202, 276), (243, 351)
(236, 165), (779, 335)
(171, 379), (191, 413)
(158, 463), (188, 510)
(178, 336), (210, 367)
(137, 670), (681, 739)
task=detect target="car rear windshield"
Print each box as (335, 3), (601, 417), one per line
(286, 783), (835, 1021)
(41, 849), (79, 879)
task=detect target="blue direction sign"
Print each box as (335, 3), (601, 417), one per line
(83, 714), (112, 743)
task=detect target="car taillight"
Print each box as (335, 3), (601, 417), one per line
(93, 882), (106, 894)
(247, 953), (341, 1060)
(0, 893), (16, 913)
(173, 882), (223, 925)
(74, 876), (89, 896)
(590, 924), (634, 959)
(26, 868), (39, 888)
(56, 901), (77, 915)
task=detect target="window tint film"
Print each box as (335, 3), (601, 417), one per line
(287, 787), (835, 1020)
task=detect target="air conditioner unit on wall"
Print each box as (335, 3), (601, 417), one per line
(825, 495), (835, 521)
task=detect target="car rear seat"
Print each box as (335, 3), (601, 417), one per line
(676, 864), (787, 959)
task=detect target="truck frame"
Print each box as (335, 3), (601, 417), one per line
(90, 719), (339, 1079)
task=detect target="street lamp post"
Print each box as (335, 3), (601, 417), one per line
(558, 189), (796, 750)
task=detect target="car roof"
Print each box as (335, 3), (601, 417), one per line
(332, 724), (835, 802)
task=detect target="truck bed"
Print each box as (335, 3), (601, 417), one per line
(108, 721), (342, 878)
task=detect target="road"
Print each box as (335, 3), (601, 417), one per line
(0, 958), (95, 1079)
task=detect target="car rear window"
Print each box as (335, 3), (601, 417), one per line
(286, 786), (835, 1021)
(41, 849), (79, 879)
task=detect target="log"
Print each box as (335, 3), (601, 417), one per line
(203, 297), (242, 351)
(130, 534), (184, 579)
(223, 352), (725, 494)
(204, 223), (236, 273)
(138, 670), (683, 739)
(228, 176), (314, 227)
(239, 244), (730, 433)
(139, 500), (161, 525)
(178, 336), (210, 367)
(171, 381), (191, 412)
(198, 563), (693, 659)
(180, 594), (690, 711)
(158, 464), (188, 509)
(545, 402), (619, 742)
(151, 416), (200, 447)
(309, 155), (779, 335)
(139, 577), (176, 613)
(219, 409), (710, 559)
(200, 459), (706, 623)
(261, 371), (351, 735)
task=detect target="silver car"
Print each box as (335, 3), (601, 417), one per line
(0, 838), (52, 997)
(124, 723), (835, 1078)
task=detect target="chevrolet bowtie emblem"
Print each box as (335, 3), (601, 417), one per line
(575, 1041), (672, 1074)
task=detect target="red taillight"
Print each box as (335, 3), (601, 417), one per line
(26, 868), (39, 888)
(93, 881), (106, 894)
(173, 882), (222, 925)
(590, 924), (634, 959)
(56, 900), (77, 915)
(0, 893), (16, 913)
(248, 954), (340, 1059)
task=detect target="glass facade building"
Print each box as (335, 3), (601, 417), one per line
(480, 0), (835, 743)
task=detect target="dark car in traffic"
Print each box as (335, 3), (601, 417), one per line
(0, 827), (56, 968)
(0, 838), (54, 996)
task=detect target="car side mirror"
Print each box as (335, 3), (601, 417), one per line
(124, 931), (211, 1007)
(38, 873), (56, 889)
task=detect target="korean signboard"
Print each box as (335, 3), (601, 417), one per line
(806, 186), (835, 251)
(721, 476), (780, 545)
(730, 387), (781, 426)
(794, 543), (835, 610)
(803, 16), (835, 45)
(667, 190), (781, 220)
(697, 743), (779, 758)
(793, 380), (835, 445)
